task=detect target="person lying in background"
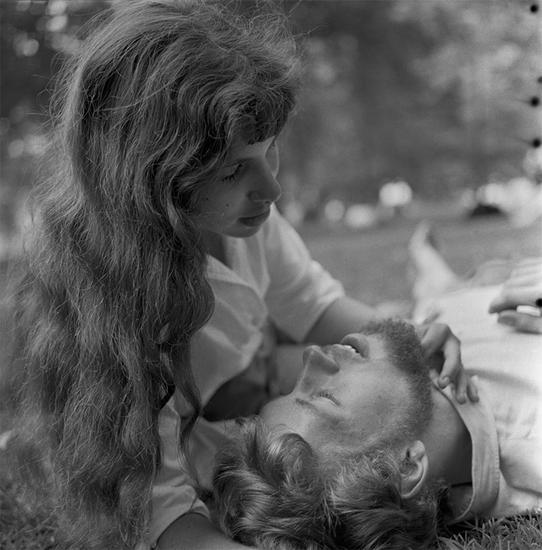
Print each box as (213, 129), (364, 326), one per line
(408, 222), (542, 335)
(212, 233), (542, 550)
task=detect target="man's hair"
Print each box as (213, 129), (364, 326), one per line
(213, 417), (444, 550)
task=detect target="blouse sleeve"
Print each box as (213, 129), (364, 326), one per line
(263, 207), (344, 342)
(145, 399), (210, 548)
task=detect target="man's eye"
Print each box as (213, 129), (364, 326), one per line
(316, 390), (339, 405)
(222, 163), (243, 182)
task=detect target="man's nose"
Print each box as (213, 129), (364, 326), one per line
(248, 167), (281, 204)
(298, 346), (339, 393)
(303, 346), (341, 374)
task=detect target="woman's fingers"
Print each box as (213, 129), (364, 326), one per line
(497, 310), (542, 334)
(437, 334), (468, 403)
(419, 323), (457, 365)
(489, 260), (542, 313)
(466, 374), (479, 402)
(489, 286), (542, 312)
(418, 322), (449, 358)
(444, 368), (479, 404)
(417, 322), (478, 402)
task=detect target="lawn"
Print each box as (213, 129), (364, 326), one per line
(301, 213), (542, 307)
(1, 212), (541, 549)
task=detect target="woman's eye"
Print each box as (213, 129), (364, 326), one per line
(222, 163), (243, 183)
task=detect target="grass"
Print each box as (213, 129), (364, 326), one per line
(0, 464), (58, 550)
(300, 211), (542, 306)
(1, 211), (541, 548)
(441, 513), (542, 549)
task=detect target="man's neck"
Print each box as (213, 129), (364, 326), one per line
(423, 388), (472, 486)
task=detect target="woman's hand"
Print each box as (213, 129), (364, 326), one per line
(488, 258), (542, 334)
(414, 322), (478, 404)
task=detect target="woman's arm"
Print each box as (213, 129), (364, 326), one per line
(304, 295), (379, 344)
(157, 513), (254, 550)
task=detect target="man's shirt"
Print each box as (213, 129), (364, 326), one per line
(430, 285), (542, 520)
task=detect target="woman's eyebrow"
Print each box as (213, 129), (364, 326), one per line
(222, 159), (244, 167)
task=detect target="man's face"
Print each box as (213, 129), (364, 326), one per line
(261, 320), (432, 455)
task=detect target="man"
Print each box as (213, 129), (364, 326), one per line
(212, 284), (542, 550)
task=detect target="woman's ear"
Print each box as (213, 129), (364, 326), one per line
(398, 440), (429, 500)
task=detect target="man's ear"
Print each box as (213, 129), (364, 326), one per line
(398, 440), (429, 500)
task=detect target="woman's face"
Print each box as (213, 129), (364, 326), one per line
(192, 136), (281, 239)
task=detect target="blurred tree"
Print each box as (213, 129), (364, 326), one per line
(0, 0), (540, 227)
(281, 0), (541, 207)
(392, 0), (541, 189)
(0, 0), (110, 207)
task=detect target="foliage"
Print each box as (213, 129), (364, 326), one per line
(282, 0), (540, 204)
(1, 0), (540, 218)
(0, 0), (110, 207)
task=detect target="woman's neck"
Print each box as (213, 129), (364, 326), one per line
(202, 231), (227, 265)
(423, 388), (472, 487)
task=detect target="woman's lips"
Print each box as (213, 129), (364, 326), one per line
(239, 209), (271, 227)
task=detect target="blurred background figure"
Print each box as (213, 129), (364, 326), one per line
(378, 179), (413, 219)
(465, 172), (542, 226)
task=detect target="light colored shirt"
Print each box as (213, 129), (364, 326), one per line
(142, 206), (344, 548)
(429, 285), (542, 521)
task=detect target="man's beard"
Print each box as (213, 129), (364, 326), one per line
(359, 318), (434, 451)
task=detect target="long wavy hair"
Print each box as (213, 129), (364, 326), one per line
(10, 1), (299, 547)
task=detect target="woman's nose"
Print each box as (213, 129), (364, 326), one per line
(248, 168), (281, 204)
